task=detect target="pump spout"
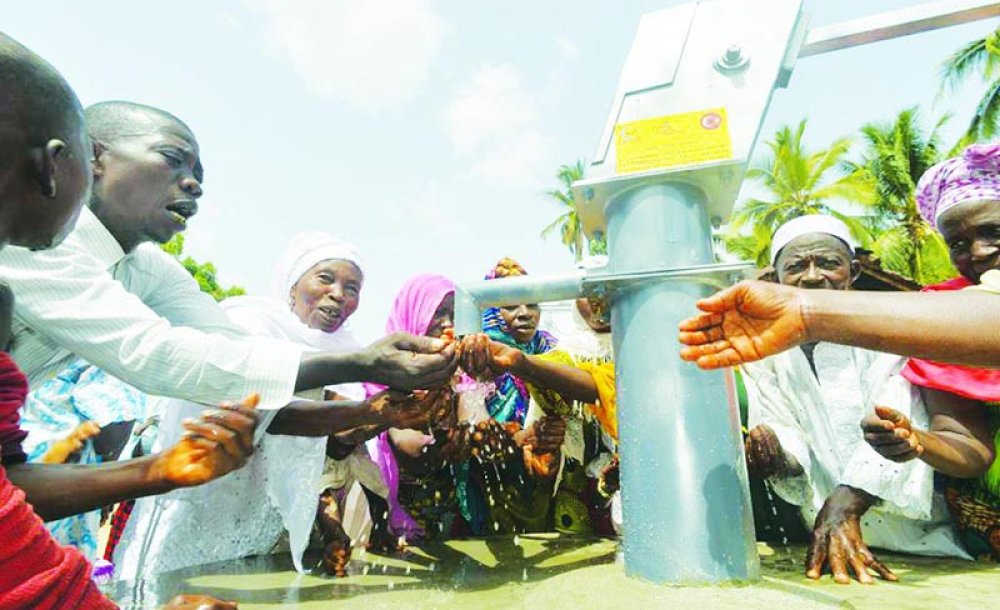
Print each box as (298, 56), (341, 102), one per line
(453, 270), (585, 336)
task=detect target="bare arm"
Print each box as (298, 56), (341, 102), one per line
(680, 281), (1000, 369)
(805, 290), (1000, 368)
(7, 398), (259, 521)
(511, 354), (599, 404)
(267, 399), (385, 437)
(862, 395), (995, 479)
(296, 333), (458, 392)
(916, 389), (994, 478)
(6, 457), (172, 521)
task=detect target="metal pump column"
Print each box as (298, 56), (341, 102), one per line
(607, 183), (754, 582)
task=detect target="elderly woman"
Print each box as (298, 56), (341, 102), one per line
(862, 143), (1000, 560)
(114, 232), (442, 579)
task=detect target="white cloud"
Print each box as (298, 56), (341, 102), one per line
(245, 0), (448, 109)
(555, 36), (579, 61)
(444, 63), (553, 186)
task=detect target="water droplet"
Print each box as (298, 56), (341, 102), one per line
(493, 521), (500, 531)
(388, 581), (395, 591)
(362, 565), (370, 575)
(522, 568), (528, 581)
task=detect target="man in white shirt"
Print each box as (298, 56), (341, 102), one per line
(742, 215), (968, 585)
(0, 101), (457, 414)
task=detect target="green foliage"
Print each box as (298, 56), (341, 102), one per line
(542, 160), (605, 261)
(940, 27), (1000, 151)
(724, 119), (874, 265)
(846, 107), (957, 285)
(161, 234), (246, 301)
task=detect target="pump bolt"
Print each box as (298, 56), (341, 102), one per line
(724, 46), (743, 65)
(715, 45), (749, 73)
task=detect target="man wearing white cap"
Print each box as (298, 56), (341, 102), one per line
(742, 215), (968, 585)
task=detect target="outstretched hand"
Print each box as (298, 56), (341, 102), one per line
(806, 486), (897, 585)
(152, 394), (260, 488)
(679, 281), (809, 369)
(457, 333), (523, 380)
(361, 332), (459, 390)
(861, 405), (924, 463)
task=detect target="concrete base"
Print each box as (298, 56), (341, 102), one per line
(108, 536), (1000, 609)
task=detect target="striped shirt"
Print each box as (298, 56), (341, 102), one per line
(0, 207), (302, 409)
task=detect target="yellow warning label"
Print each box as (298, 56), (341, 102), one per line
(615, 107), (733, 174)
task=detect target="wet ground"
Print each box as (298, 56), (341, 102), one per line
(106, 535), (1000, 609)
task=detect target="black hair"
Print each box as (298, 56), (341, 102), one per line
(0, 32), (82, 146)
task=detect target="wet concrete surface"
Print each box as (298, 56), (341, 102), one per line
(105, 535), (1000, 609)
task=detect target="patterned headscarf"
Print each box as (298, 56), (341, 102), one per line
(917, 143), (1000, 228)
(481, 257), (557, 424)
(364, 274), (456, 542)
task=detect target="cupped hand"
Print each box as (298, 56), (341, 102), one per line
(371, 387), (455, 430)
(678, 281), (809, 369)
(514, 415), (566, 454)
(745, 424), (801, 478)
(362, 332), (459, 390)
(153, 394), (260, 487)
(162, 594), (238, 609)
(861, 405), (924, 462)
(806, 486), (897, 585)
(457, 333), (524, 380)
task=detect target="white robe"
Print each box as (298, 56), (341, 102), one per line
(114, 296), (376, 580)
(743, 343), (969, 558)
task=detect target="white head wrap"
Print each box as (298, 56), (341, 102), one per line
(770, 215), (856, 265)
(271, 230), (365, 300)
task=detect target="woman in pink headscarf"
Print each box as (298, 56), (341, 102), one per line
(365, 274), (465, 542)
(861, 142), (1000, 559)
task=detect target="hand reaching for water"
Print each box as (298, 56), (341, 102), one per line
(360, 332), (459, 390)
(679, 281), (809, 369)
(457, 333), (524, 380)
(861, 405), (924, 462)
(370, 387), (455, 430)
(150, 394), (259, 488)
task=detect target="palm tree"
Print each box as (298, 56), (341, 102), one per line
(725, 120), (874, 266)
(940, 27), (1000, 151)
(845, 108), (957, 285)
(541, 160), (587, 261)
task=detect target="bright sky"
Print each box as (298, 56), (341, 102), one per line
(4, 0), (997, 340)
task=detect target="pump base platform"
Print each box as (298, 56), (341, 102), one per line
(106, 535), (1000, 609)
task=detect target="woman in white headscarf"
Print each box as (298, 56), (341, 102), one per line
(114, 232), (404, 579)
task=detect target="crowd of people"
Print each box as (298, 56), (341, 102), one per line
(1, 29), (998, 610)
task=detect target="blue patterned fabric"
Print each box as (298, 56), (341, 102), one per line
(21, 360), (150, 559)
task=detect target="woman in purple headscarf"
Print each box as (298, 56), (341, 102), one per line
(365, 274), (465, 542)
(863, 143), (1000, 559)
